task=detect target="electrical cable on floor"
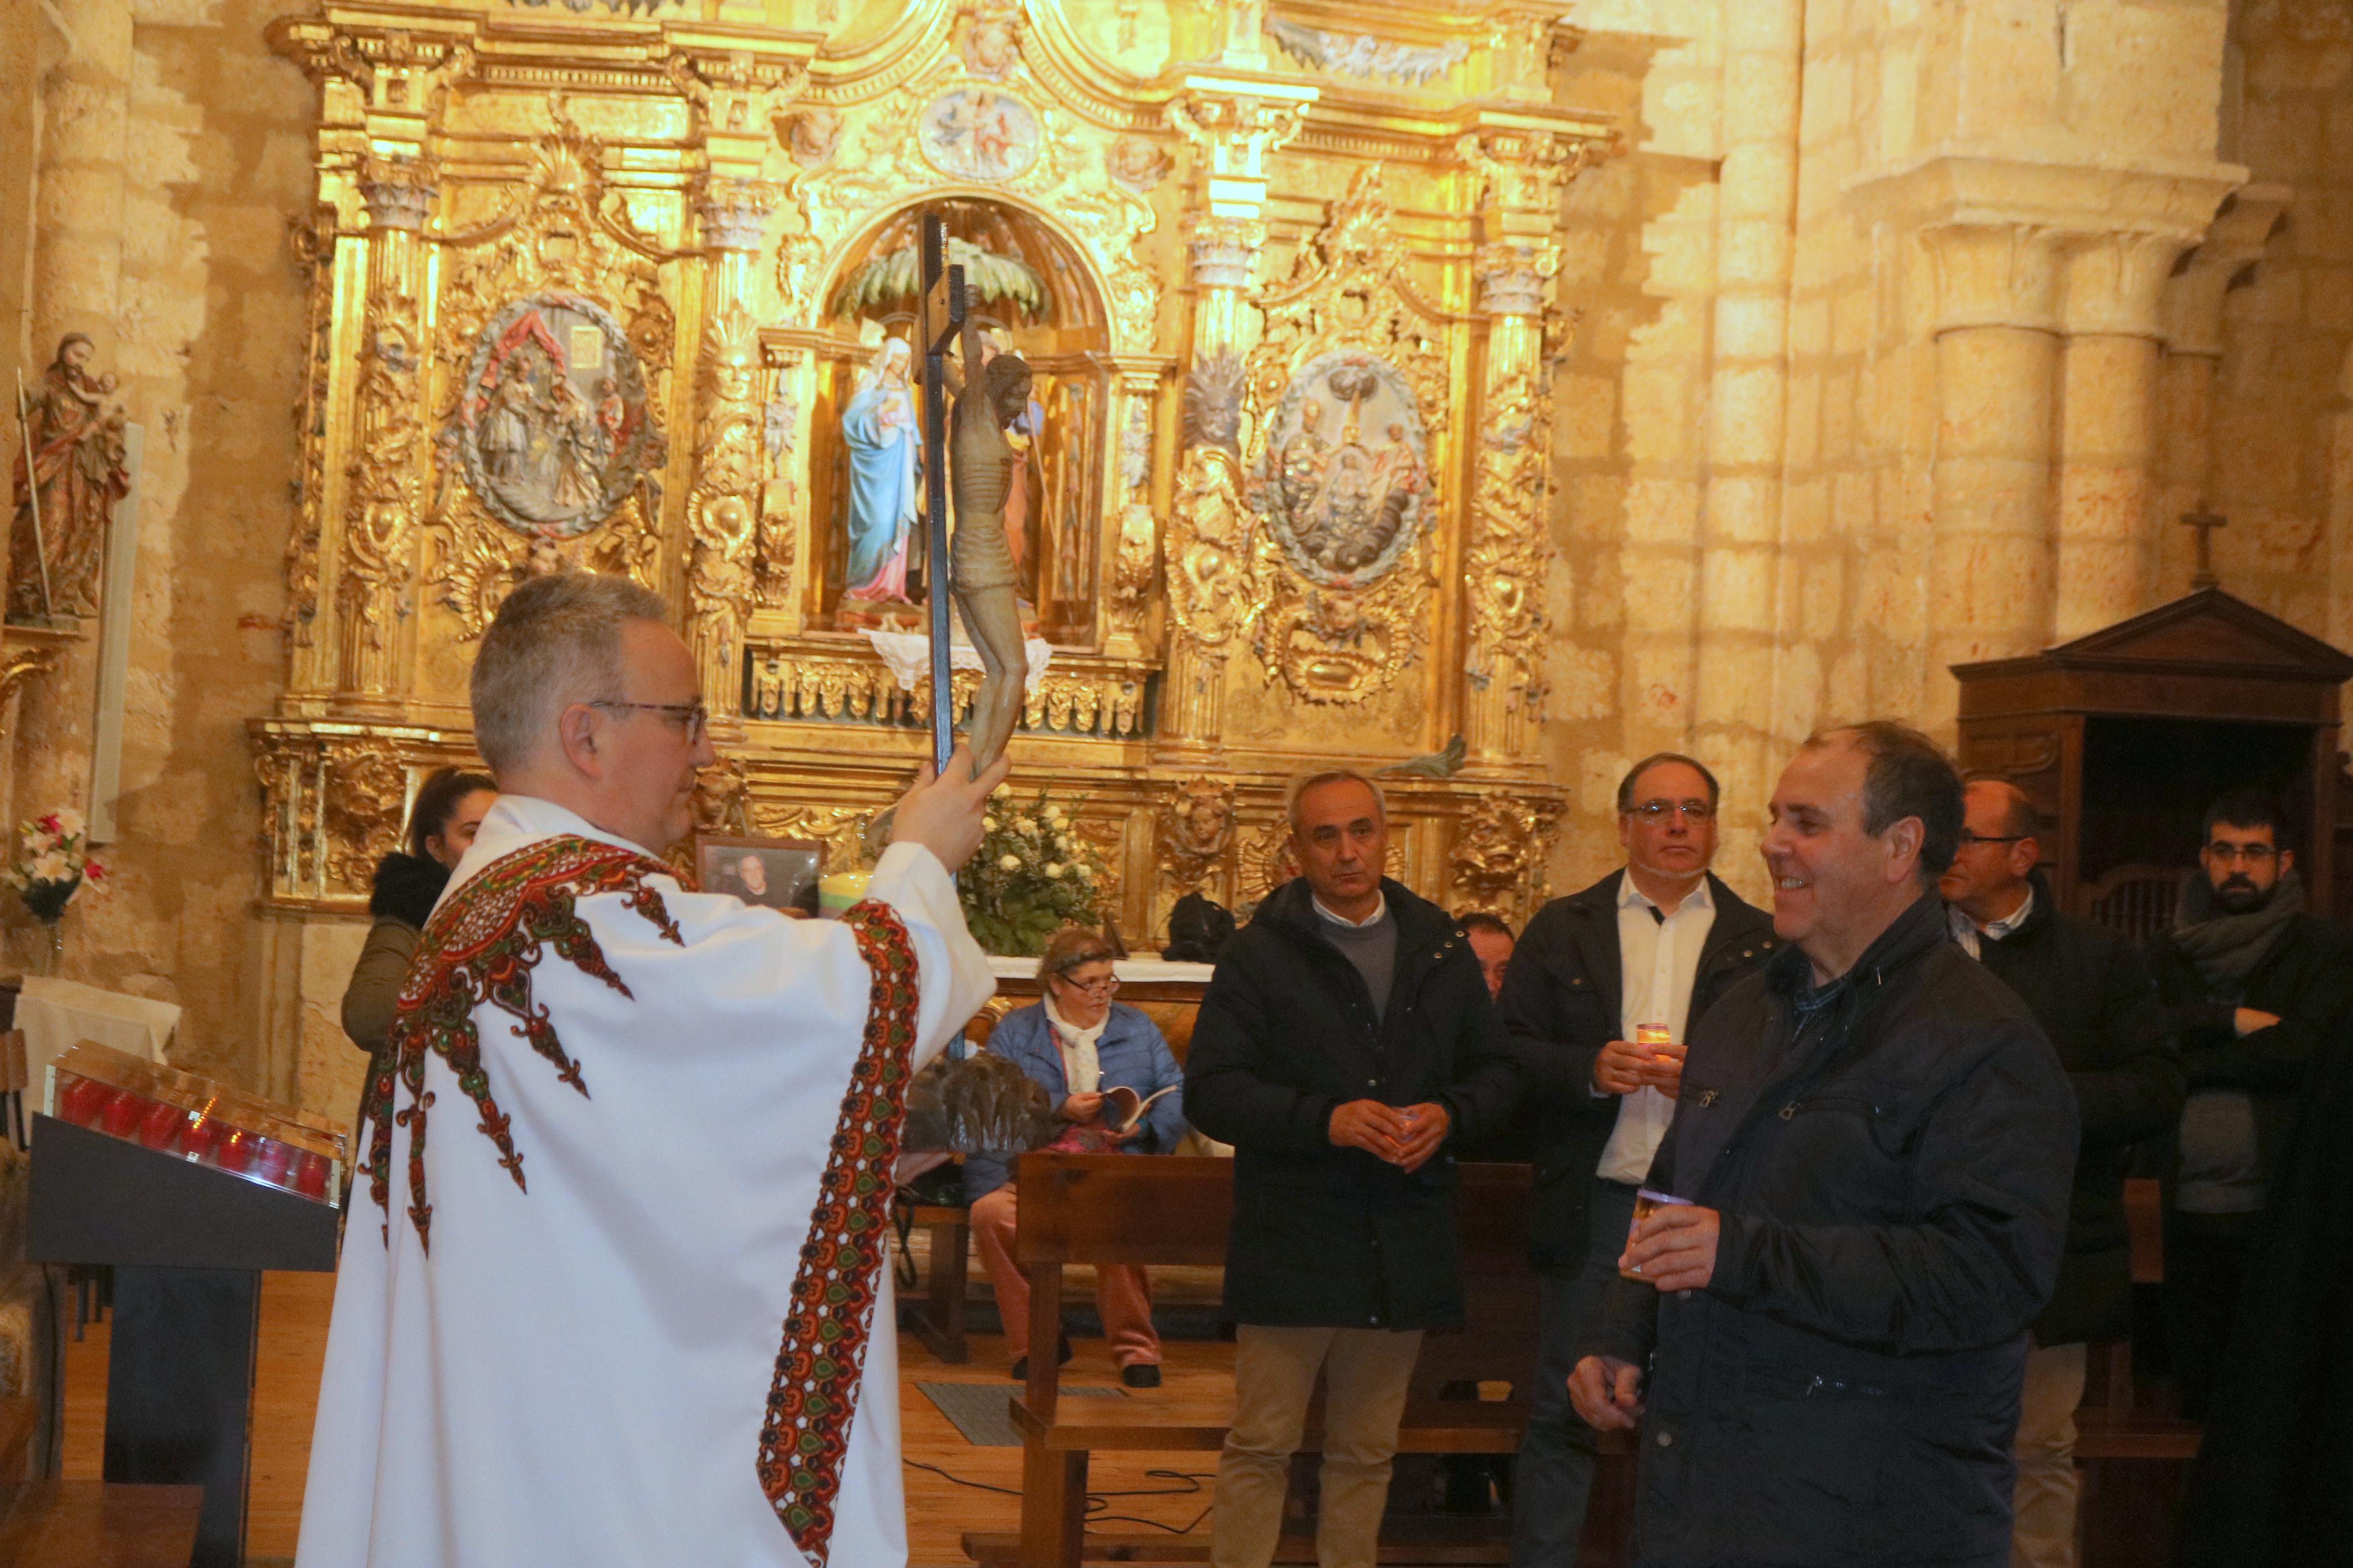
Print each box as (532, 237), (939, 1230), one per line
(904, 1458), (1218, 1534)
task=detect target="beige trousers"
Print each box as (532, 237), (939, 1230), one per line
(2010, 1339), (2087, 1568)
(1209, 1324), (1424, 1568)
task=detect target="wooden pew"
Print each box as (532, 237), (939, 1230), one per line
(965, 1155), (1603, 1568)
(899, 979), (1209, 1365)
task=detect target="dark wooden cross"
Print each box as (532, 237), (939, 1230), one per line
(915, 213), (966, 774)
(2181, 508), (2227, 591)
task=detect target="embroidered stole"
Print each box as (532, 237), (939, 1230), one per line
(756, 900), (922, 1567)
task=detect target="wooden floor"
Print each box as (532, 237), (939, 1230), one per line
(59, 1270), (1237, 1567)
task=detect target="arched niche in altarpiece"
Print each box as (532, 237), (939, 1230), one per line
(805, 197), (1110, 649)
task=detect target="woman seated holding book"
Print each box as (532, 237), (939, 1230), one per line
(966, 925), (1188, 1386)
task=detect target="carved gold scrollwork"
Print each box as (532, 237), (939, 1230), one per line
(1464, 369), (1550, 726)
(1448, 793), (1564, 924)
(688, 301), (764, 718)
(748, 802), (876, 878)
(425, 110), (676, 639)
(1238, 166), (1455, 705)
(322, 740), (409, 894)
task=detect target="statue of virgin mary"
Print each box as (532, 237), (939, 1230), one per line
(839, 337), (919, 603)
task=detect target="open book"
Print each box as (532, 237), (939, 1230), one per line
(1098, 1083), (1179, 1133)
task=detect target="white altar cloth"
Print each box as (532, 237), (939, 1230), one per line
(17, 975), (179, 1105)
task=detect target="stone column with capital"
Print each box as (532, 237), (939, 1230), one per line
(335, 155), (438, 705)
(1921, 219), (2067, 693)
(2052, 228), (2203, 638)
(1156, 76), (1312, 762)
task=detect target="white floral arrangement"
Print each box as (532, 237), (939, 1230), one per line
(7, 808), (105, 924)
(957, 790), (1106, 956)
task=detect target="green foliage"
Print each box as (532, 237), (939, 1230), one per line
(957, 789), (1105, 957)
(830, 237), (1049, 321)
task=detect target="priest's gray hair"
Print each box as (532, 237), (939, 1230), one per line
(470, 572), (669, 775)
(1284, 767), (1387, 835)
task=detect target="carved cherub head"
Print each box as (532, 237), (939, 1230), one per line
(1167, 777), (1236, 861)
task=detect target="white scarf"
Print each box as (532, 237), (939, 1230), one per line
(1042, 994), (1106, 1096)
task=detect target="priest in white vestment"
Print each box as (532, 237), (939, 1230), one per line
(296, 573), (1005, 1568)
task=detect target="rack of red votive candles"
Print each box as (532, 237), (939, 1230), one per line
(45, 1041), (346, 1206)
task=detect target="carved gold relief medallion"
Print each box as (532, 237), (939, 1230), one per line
(458, 291), (663, 541)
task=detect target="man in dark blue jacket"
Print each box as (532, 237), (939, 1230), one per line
(1186, 767), (1518, 1568)
(1573, 723), (2075, 1568)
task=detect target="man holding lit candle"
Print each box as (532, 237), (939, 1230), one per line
(1496, 753), (1777, 1566)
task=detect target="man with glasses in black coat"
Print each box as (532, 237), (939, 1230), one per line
(1496, 753), (1777, 1566)
(1941, 777), (2181, 1568)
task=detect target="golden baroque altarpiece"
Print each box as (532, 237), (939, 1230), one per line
(250, 0), (1616, 954)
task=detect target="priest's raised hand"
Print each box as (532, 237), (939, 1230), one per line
(295, 573), (999, 1568)
(889, 742), (1012, 873)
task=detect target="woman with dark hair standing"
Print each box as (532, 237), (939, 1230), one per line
(339, 766), (497, 1061)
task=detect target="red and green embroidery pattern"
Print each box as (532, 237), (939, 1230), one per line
(367, 834), (681, 1250)
(757, 900), (922, 1567)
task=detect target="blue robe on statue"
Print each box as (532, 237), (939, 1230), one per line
(840, 374), (919, 600)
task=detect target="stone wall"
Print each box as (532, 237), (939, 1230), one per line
(1541, 0), (2245, 904)
(2194, 0), (2353, 648)
(3, 0), (319, 1093)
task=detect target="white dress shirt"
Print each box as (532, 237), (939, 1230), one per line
(1948, 884), (2033, 960)
(1596, 874), (1716, 1186)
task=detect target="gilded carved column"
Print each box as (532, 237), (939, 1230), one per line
(688, 175), (776, 730)
(1458, 118), (1598, 774)
(336, 155), (436, 703)
(2050, 228), (2203, 638)
(1158, 74), (1312, 762)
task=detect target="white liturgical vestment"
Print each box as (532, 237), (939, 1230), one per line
(294, 795), (994, 1568)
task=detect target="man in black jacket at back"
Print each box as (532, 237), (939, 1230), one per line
(2146, 788), (2353, 1419)
(1571, 722), (2075, 1568)
(1495, 753), (1777, 1565)
(1186, 768), (1520, 1568)
(1940, 778), (2181, 1568)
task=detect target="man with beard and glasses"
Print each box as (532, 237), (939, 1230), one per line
(2145, 789), (2353, 1420)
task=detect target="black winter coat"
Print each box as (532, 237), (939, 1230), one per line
(1496, 870), (1778, 1272)
(1183, 876), (1520, 1330)
(2147, 906), (2353, 1194)
(1585, 894), (2077, 1568)
(1969, 873), (2182, 1344)
(2173, 992), (2353, 1566)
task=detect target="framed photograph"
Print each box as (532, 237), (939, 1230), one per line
(694, 834), (824, 918)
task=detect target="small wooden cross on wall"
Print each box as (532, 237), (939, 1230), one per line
(2181, 509), (2227, 591)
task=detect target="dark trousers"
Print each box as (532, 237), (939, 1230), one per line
(2165, 1207), (2263, 1421)
(1510, 1178), (1639, 1567)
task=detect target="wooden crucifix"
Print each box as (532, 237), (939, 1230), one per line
(2182, 507), (2227, 591)
(915, 214), (966, 775)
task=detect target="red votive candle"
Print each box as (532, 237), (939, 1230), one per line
(215, 1128), (255, 1174)
(182, 1116), (221, 1163)
(102, 1091), (147, 1139)
(253, 1138), (294, 1187)
(137, 1100), (186, 1153)
(292, 1151), (329, 1200)
(58, 1076), (112, 1128)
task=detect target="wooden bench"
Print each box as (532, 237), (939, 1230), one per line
(965, 1155), (1588, 1568)
(901, 980), (1210, 1367)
